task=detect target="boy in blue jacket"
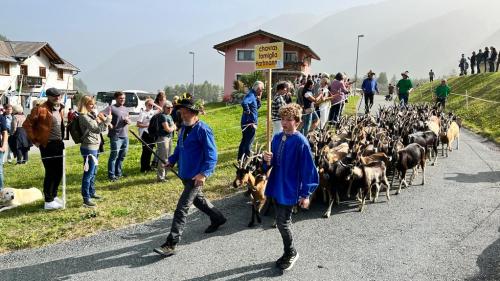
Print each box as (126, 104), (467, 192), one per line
(263, 103), (319, 271)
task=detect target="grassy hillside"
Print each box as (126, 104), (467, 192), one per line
(412, 73), (500, 143)
(0, 98), (359, 253)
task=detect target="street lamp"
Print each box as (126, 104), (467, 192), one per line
(189, 51), (195, 95)
(354, 34), (364, 117)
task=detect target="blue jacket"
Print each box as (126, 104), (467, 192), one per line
(168, 121), (217, 180)
(362, 78), (379, 94)
(240, 89), (261, 126)
(265, 132), (319, 206)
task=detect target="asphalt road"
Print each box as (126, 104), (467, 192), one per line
(1, 95), (499, 281)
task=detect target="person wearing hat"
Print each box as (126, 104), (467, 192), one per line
(155, 100), (176, 182)
(361, 70), (379, 114)
(396, 71), (413, 107)
(154, 97), (226, 257)
(23, 87), (66, 210)
(9, 105), (31, 164)
(434, 79), (451, 111)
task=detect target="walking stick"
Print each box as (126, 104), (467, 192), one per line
(129, 130), (181, 180)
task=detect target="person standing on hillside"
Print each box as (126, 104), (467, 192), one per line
(386, 83), (395, 101)
(396, 71), (413, 107)
(101, 91), (131, 181)
(154, 97), (226, 257)
(428, 69), (435, 82)
(476, 49), (483, 74)
(361, 70), (379, 114)
(434, 79), (451, 111)
(489, 46), (497, 72)
(469, 52), (476, 75)
(459, 54), (467, 76)
(483, 47), (490, 73)
(23, 88), (65, 210)
(238, 81), (262, 160)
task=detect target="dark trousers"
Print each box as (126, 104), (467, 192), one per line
(167, 179), (224, 245)
(364, 92), (374, 114)
(15, 148), (29, 164)
(477, 63), (481, 74)
(398, 93), (409, 107)
(140, 131), (155, 172)
(238, 125), (255, 160)
(329, 103), (343, 123)
(471, 64), (475, 74)
(436, 97), (447, 111)
(489, 61), (495, 72)
(40, 140), (64, 202)
(275, 202), (295, 255)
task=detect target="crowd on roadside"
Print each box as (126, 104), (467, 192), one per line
(459, 46), (499, 76)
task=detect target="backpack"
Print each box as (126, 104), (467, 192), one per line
(68, 115), (85, 144)
(147, 113), (162, 138)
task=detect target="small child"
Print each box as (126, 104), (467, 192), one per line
(263, 103), (319, 271)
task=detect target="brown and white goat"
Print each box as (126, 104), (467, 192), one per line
(347, 161), (391, 212)
(232, 155), (270, 227)
(391, 143), (426, 195)
(439, 121), (460, 157)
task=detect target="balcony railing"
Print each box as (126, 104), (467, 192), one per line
(18, 75), (43, 88)
(283, 61), (305, 72)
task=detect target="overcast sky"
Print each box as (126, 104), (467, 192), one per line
(1, 0), (383, 69)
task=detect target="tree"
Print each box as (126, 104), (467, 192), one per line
(377, 72), (388, 86)
(0, 34), (8, 41)
(238, 71), (265, 91)
(163, 81), (223, 103)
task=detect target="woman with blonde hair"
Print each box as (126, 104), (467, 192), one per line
(77, 96), (111, 207)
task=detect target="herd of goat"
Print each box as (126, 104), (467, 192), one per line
(232, 104), (461, 227)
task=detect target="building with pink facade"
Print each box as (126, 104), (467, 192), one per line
(213, 30), (320, 101)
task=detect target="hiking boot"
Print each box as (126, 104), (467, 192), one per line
(91, 194), (102, 200)
(83, 199), (97, 208)
(153, 242), (176, 257)
(204, 217), (227, 233)
(279, 250), (299, 271)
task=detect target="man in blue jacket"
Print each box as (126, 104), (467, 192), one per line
(361, 70), (379, 114)
(263, 103), (319, 271)
(238, 81), (263, 160)
(154, 97), (226, 257)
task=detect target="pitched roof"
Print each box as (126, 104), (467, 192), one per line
(213, 29), (320, 60)
(0, 41), (16, 62)
(0, 40), (79, 70)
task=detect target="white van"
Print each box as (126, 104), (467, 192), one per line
(96, 90), (153, 115)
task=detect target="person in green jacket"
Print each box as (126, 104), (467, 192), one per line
(434, 79), (451, 110)
(396, 71), (413, 107)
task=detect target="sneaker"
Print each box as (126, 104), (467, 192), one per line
(156, 178), (167, 183)
(109, 177), (118, 182)
(279, 251), (299, 271)
(44, 200), (63, 210)
(204, 217), (227, 233)
(91, 194), (102, 200)
(83, 199), (97, 208)
(54, 197), (63, 205)
(153, 242), (176, 257)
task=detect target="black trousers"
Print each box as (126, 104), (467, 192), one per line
(275, 202), (295, 255)
(364, 92), (375, 114)
(40, 140), (64, 202)
(15, 148), (29, 164)
(140, 131), (155, 172)
(166, 179), (224, 245)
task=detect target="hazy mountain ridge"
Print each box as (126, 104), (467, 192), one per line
(81, 0), (500, 92)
